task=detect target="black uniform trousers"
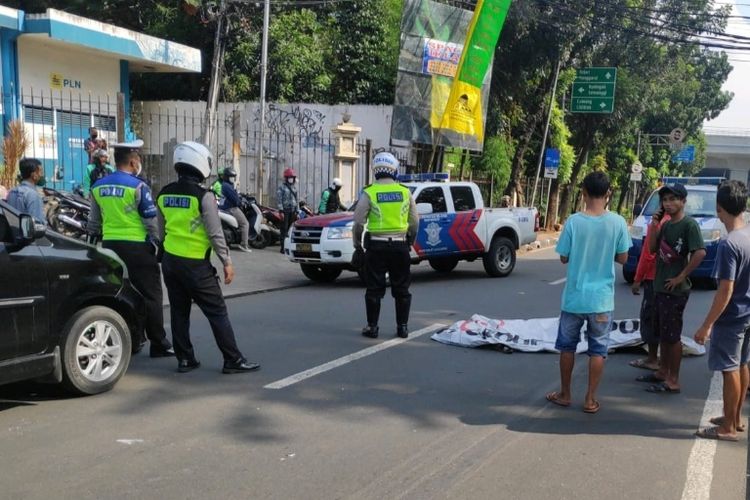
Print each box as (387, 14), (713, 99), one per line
(161, 253), (243, 363)
(364, 239), (412, 325)
(103, 241), (170, 349)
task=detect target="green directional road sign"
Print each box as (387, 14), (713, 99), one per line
(571, 67), (617, 114)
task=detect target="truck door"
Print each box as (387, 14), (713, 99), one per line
(413, 185), (451, 257)
(0, 209), (49, 361)
(447, 185), (485, 254)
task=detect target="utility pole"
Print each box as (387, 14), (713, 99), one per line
(256, 0), (271, 202)
(201, 0), (229, 147)
(530, 58), (562, 208)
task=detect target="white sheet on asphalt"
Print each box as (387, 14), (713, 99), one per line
(431, 314), (706, 356)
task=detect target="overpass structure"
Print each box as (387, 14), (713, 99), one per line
(703, 127), (750, 183)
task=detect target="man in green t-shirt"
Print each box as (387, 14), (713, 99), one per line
(644, 183), (706, 394)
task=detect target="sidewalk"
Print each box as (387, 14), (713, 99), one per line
(160, 230), (562, 304)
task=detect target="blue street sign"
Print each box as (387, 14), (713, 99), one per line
(544, 148), (560, 168)
(673, 145), (695, 163)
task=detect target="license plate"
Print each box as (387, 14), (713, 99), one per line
(297, 243), (312, 252)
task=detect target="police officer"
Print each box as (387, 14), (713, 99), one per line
(157, 141), (260, 374)
(352, 152), (418, 339)
(87, 140), (174, 357)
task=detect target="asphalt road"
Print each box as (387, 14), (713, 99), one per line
(1, 248), (746, 499)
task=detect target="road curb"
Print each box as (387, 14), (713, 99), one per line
(521, 235), (559, 254)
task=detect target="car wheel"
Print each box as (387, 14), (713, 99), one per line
(300, 264), (342, 283)
(623, 268), (635, 284)
(249, 231), (268, 249)
(483, 237), (516, 277)
(429, 258), (459, 273)
(60, 306), (132, 395)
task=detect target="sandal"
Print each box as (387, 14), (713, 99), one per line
(583, 400), (600, 414)
(545, 391), (570, 407)
(695, 426), (739, 442)
(629, 359), (659, 371)
(636, 373), (665, 383)
(709, 416), (746, 432)
(646, 382), (681, 394)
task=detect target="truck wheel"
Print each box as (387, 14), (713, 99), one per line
(429, 258), (459, 273)
(249, 232), (268, 249)
(60, 306), (132, 395)
(301, 264), (343, 283)
(623, 268), (635, 284)
(483, 237), (515, 277)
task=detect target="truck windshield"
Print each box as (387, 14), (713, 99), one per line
(642, 189), (717, 218)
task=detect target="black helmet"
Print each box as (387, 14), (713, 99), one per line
(222, 167), (237, 181)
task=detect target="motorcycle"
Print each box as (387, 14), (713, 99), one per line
(297, 200), (315, 219)
(219, 194), (280, 250)
(44, 187), (91, 240)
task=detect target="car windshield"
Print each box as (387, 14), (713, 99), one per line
(641, 189), (717, 218)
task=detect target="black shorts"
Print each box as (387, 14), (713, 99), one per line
(654, 292), (689, 344)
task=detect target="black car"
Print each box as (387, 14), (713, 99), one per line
(0, 200), (145, 395)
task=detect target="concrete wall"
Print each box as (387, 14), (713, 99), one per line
(704, 131), (750, 184)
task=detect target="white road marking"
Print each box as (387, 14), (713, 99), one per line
(549, 277), (567, 285)
(264, 323), (446, 390)
(680, 372), (723, 500)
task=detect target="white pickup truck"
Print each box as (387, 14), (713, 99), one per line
(284, 179), (539, 282)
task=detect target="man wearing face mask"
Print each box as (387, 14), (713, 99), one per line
(277, 167), (298, 254)
(7, 158), (47, 225)
(87, 140), (175, 358)
(318, 178), (347, 215)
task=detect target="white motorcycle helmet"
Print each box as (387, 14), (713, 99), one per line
(331, 177), (343, 189)
(173, 141), (213, 180)
(372, 152), (399, 179)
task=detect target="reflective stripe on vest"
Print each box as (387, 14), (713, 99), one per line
(158, 193), (212, 260)
(93, 183), (147, 242)
(364, 183), (410, 234)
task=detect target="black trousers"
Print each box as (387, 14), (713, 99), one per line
(364, 240), (412, 300)
(279, 210), (296, 252)
(103, 241), (170, 349)
(161, 253), (243, 362)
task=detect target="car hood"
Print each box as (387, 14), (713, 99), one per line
(295, 212), (354, 228)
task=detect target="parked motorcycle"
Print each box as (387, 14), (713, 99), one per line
(44, 187), (91, 240)
(219, 194), (280, 250)
(297, 200), (315, 219)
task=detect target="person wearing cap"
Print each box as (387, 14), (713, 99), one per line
(83, 149), (114, 198)
(157, 141), (260, 374)
(277, 167), (298, 254)
(644, 182), (706, 394)
(352, 152), (418, 339)
(318, 178), (347, 214)
(87, 140), (175, 358)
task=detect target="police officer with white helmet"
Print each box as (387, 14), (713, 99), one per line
(352, 152), (418, 339)
(157, 141), (259, 374)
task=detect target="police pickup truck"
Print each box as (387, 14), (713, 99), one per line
(623, 177), (726, 288)
(284, 174), (539, 282)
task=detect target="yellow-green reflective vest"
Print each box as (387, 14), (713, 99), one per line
(93, 179), (148, 242)
(364, 183), (410, 234)
(158, 183), (212, 260)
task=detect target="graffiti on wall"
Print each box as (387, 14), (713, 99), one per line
(254, 104), (332, 151)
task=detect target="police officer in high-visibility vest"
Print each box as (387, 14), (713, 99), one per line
(87, 140), (174, 358)
(352, 152), (418, 339)
(157, 141), (260, 374)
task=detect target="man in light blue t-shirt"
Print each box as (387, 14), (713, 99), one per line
(546, 171), (631, 414)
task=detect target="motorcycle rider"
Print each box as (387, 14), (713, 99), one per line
(318, 178), (347, 214)
(352, 152), (418, 339)
(87, 140), (174, 357)
(83, 149), (114, 198)
(157, 141), (260, 374)
(219, 167), (252, 253)
(277, 167), (298, 254)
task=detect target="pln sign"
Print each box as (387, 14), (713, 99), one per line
(50, 73), (82, 90)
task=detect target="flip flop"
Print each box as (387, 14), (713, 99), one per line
(583, 400), (600, 414)
(629, 359), (659, 371)
(709, 416), (746, 432)
(636, 373), (665, 383)
(546, 391), (571, 407)
(695, 426), (740, 442)
(646, 382), (681, 394)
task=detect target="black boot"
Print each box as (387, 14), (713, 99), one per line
(362, 325), (379, 338)
(362, 297), (380, 337)
(395, 296), (411, 337)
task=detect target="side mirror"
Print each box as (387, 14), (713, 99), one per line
(633, 204), (643, 217)
(416, 203), (433, 215)
(20, 214), (35, 241)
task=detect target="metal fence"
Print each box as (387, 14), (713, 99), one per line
(132, 103), (381, 207)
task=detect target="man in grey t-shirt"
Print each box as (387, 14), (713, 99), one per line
(694, 180), (750, 441)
